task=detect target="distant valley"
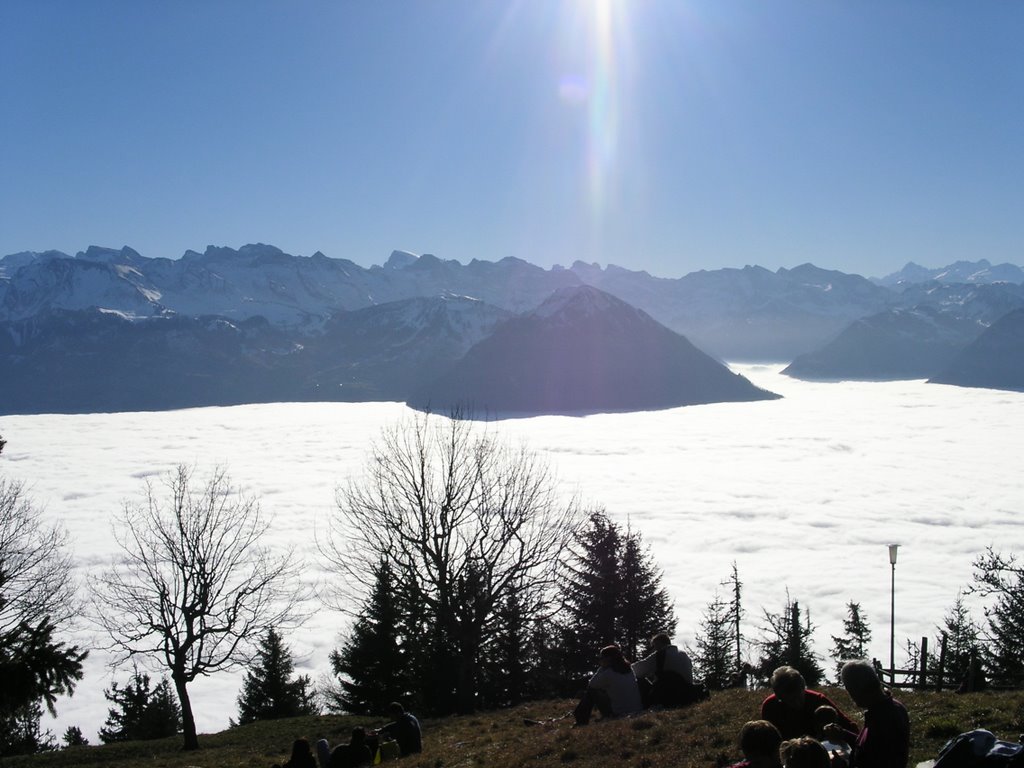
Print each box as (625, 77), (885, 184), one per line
(2, 245), (1023, 415)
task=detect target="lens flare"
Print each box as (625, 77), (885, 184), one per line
(587, 0), (619, 216)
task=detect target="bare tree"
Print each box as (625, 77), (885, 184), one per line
(324, 412), (580, 714)
(0, 478), (77, 636)
(93, 465), (303, 750)
(0, 478), (85, 755)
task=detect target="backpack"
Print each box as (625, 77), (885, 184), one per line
(934, 730), (1024, 768)
(652, 649), (709, 707)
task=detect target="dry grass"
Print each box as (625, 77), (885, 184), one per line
(5, 688), (1024, 768)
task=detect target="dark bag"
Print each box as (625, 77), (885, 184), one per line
(651, 649), (709, 708)
(934, 730), (1024, 768)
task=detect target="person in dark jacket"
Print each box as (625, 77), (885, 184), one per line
(379, 701), (422, 755)
(760, 666), (858, 740)
(275, 738), (317, 768)
(825, 660), (910, 768)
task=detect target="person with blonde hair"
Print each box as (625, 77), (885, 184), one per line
(779, 737), (830, 768)
(761, 666), (857, 740)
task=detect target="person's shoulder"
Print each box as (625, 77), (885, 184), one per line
(761, 693), (779, 709)
(888, 697), (910, 716)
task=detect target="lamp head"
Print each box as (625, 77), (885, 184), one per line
(888, 544), (899, 565)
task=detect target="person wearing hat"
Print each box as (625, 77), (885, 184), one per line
(573, 644), (643, 725)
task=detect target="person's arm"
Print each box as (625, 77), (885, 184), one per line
(824, 695), (860, 736)
(589, 668), (609, 690)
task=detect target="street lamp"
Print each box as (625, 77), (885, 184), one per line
(889, 544), (899, 687)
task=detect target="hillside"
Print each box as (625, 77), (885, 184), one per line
(5, 689), (1022, 768)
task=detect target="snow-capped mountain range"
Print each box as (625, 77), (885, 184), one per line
(3, 243), (1024, 413)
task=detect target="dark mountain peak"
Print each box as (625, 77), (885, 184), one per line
(532, 284), (647, 324)
(929, 308), (1024, 392)
(408, 288), (779, 417)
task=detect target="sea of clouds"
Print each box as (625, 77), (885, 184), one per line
(2, 365), (1022, 742)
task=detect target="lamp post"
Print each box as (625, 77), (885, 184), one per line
(889, 544), (899, 687)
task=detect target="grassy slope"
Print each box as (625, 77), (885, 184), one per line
(5, 689), (1024, 768)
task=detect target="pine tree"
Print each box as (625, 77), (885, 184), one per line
(757, 596), (824, 686)
(99, 669), (181, 743)
(694, 592), (734, 690)
(236, 628), (317, 724)
(830, 602), (872, 682)
(937, 592), (981, 687)
(619, 525), (676, 662)
(559, 511), (624, 678)
(558, 511), (675, 677)
(0, 700), (57, 756)
(62, 726), (88, 747)
(328, 559), (413, 715)
(972, 548), (1024, 687)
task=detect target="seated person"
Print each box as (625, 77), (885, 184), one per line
(378, 701), (422, 756)
(761, 666), (858, 740)
(632, 632), (696, 708)
(319, 728), (374, 768)
(729, 720), (783, 768)
(823, 660), (910, 768)
(574, 644), (643, 725)
(780, 738), (831, 768)
(275, 738), (317, 768)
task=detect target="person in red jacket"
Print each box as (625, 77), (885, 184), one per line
(760, 666), (858, 740)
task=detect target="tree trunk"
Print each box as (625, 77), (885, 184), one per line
(172, 672), (199, 751)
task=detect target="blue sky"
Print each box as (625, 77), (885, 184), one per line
(2, 1), (1022, 278)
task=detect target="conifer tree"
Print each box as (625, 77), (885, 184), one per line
(619, 526), (677, 662)
(937, 592), (981, 687)
(236, 628), (317, 724)
(758, 596), (824, 686)
(972, 548), (1024, 687)
(830, 602), (872, 682)
(62, 726), (88, 747)
(694, 592), (734, 689)
(479, 590), (538, 707)
(558, 511), (675, 677)
(559, 512), (622, 679)
(100, 669), (181, 743)
(328, 559), (414, 715)
(0, 700), (56, 756)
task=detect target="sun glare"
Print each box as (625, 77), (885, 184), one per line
(558, 0), (632, 235)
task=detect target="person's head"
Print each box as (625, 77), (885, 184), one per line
(350, 727), (366, 746)
(771, 666), (807, 710)
(840, 659), (884, 707)
(388, 701), (405, 718)
(291, 739), (313, 762)
(650, 633), (671, 651)
(779, 738), (830, 768)
(739, 720), (783, 763)
(599, 644), (631, 673)
(813, 705), (837, 734)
